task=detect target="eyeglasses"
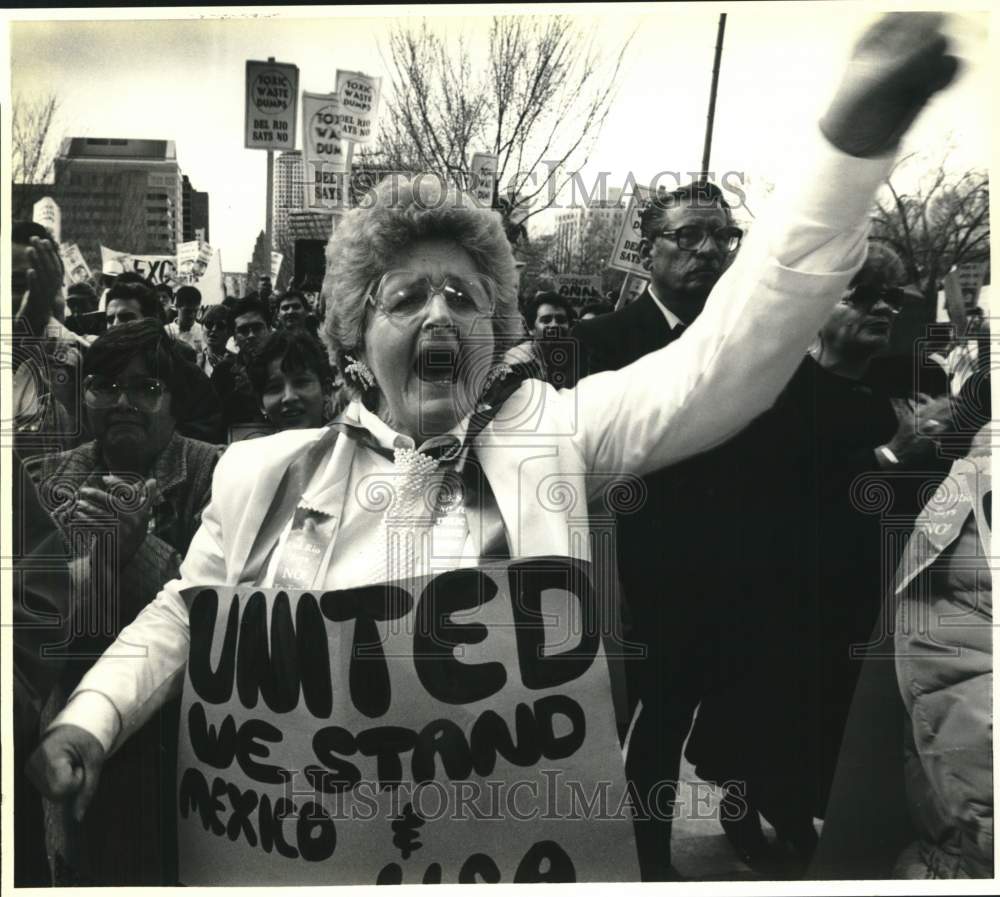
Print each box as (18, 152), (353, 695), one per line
(842, 285), (906, 315)
(235, 320), (267, 337)
(83, 375), (167, 411)
(656, 225), (743, 253)
(367, 269), (497, 320)
(203, 319), (230, 332)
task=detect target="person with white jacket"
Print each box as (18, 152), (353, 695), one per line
(28, 13), (959, 883)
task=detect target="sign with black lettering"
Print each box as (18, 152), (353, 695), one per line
(335, 69), (381, 145)
(177, 558), (637, 884)
(469, 152), (498, 208)
(555, 275), (603, 303)
(306, 162), (348, 210)
(608, 186), (651, 275)
(245, 60), (300, 150)
(100, 245), (179, 286)
(302, 91), (346, 167)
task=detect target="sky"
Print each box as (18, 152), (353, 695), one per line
(5, 3), (992, 273)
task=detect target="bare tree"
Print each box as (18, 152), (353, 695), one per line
(376, 17), (632, 227)
(12, 92), (60, 186)
(872, 153), (990, 305)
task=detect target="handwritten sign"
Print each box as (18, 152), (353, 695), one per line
(60, 243), (92, 288)
(245, 60), (300, 150)
(100, 246), (178, 286)
(469, 152), (499, 208)
(555, 275), (603, 304)
(608, 186), (651, 275)
(177, 558), (638, 885)
(335, 70), (382, 145)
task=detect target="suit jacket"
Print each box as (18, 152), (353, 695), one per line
(573, 289), (682, 377)
(573, 285), (731, 669)
(50, 136), (896, 754)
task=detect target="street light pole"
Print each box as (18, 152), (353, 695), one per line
(700, 14), (727, 182)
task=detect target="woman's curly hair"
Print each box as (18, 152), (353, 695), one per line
(321, 174), (521, 400)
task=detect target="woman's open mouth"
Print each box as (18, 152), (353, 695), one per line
(414, 344), (459, 385)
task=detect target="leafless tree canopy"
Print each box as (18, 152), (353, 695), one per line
(12, 92), (60, 187)
(872, 152), (990, 301)
(371, 16), (632, 225)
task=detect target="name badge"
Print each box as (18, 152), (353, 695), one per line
(272, 507), (337, 589)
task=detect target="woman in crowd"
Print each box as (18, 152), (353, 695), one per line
(28, 16), (958, 882)
(246, 327), (342, 430)
(196, 303), (233, 377)
(23, 320), (222, 885)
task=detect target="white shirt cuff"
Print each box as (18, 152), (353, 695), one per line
(48, 689), (122, 755)
(794, 127), (896, 229)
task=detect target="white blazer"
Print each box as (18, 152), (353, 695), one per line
(55, 135), (894, 753)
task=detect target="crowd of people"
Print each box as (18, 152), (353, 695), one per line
(9, 13), (992, 886)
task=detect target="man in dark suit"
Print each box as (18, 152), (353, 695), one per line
(572, 181), (743, 879)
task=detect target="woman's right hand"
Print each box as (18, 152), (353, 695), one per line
(27, 724), (106, 822)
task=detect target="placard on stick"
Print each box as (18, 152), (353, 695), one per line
(335, 70), (382, 145)
(245, 60), (300, 150)
(60, 243), (92, 288)
(469, 152), (499, 208)
(177, 557), (638, 885)
(608, 186), (651, 275)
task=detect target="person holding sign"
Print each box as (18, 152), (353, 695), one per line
(29, 14), (960, 883)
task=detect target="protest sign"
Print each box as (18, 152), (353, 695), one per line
(33, 196), (61, 243)
(60, 243), (92, 288)
(101, 246), (178, 286)
(176, 240), (214, 283)
(245, 60), (299, 150)
(177, 557), (638, 885)
(615, 273), (649, 311)
(224, 272), (249, 298)
(307, 163), (348, 210)
(942, 269), (968, 332)
(608, 186), (651, 275)
(303, 92), (347, 167)
(270, 251), (284, 281)
(956, 261), (987, 309)
(469, 153), (499, 208)
(198, 249), (225, 306)
(555, 275), (603, 304)
(335, 70), (382, 145)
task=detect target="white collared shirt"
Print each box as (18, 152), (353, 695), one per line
(261, 403), (477, 590)
(646, 284), (686, 332)
(166, 320), (206, 353)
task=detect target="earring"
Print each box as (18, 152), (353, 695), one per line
(344, 355), (376, 391)
(481, 362), (513, 395)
